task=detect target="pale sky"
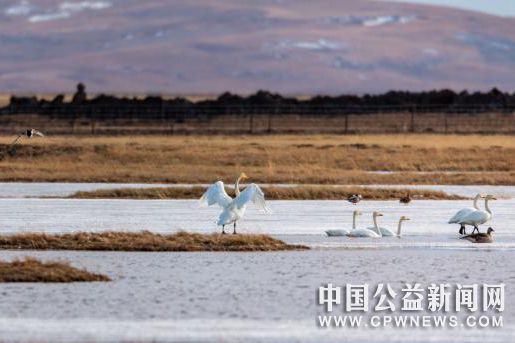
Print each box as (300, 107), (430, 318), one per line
(383, 0), (515, 17)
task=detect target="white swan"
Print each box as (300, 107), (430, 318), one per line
(458, 195), (496, 234)
(347, 211), (382, 238)
(200, 173), (270, 234)
(448, 193), (484, 234)
(377, 215), (410, 237)
(395, 216), (410, 238)
(366, 211), (389, 236)
(326, 210), (361, 237)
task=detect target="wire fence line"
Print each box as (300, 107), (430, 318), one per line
(0, 107), (514, 135)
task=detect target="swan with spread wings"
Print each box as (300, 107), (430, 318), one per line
(200, 173), (270, 234)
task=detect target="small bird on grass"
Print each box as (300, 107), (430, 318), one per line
(347, 194), (362, 205)
(461, 227), (494, 243)
(11, 129), (45, 145)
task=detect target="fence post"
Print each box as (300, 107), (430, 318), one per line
(249, 113), (254, 134)
(410, 108), (415, 133)
(90, 107), (96, 135)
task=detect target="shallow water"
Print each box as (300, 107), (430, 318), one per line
(0, 198), (513, 248)
(0, 183), (513, 342)
(0, 249), (513, 342)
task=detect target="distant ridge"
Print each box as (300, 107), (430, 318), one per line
(0, 0), (514, 94)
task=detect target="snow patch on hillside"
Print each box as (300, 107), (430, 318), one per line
(4, 1), (112, 23)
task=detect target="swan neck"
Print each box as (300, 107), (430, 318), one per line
(373, 215), (381, 235)
(473, 194), (480, 209)
(235, 176), (242, 197)
(352, 213), (357, 230)
(484, 198), (492, 215)
(397, 219), (403, 237)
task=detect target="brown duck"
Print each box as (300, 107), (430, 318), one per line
(461, 227), (494, 243)
(399, 192), (411, 204)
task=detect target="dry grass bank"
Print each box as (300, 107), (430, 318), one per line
(0, 231), (307, 252)
(0, 134), (513, 184)
(0, 257), (110, 282)
(70, 186), (465, 200)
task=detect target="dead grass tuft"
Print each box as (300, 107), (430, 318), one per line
(0, 257), (110, 282)
(70, 186), (465, 200)
(0, 231), (308, 252)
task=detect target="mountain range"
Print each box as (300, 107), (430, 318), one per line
(1, 0), (514, 94)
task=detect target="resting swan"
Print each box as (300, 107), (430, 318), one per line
(395, 216), (410, 238)
(448, 193), (484, 234)
(200, 173), (270, 234)
(459, 194), (496, 234)
(376, 215), (411, 237)
(326, 210), (361, 237)
(347, 211), (382, 238)
(366, 211), (390, 236)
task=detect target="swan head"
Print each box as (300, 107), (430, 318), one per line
(400, 216), (410, 221)
(353, 210), (362, 216)
(373, 211), (383, 217)
(485, 194), (497, 200)
(239, 172), (249, 180)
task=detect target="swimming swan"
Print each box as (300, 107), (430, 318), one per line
(395, 216), (410, 238)
(458, 195), (496, 234)
(326, 210), (361, 237)
(366, 211), (390, 236)
(347, 211), (382, 238)
(448, 193), (484, 234)
(378, 215), (410, 237)
(200, 173), (270, 234)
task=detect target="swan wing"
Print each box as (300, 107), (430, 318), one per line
(347, 228), (380, 238)
(448, 207), (476, 223)
(326, 229), (349, 237)
(459, 210), (489, 225)
(199, 181), (232, 208)
(233, 183), (271, 213)
(379, 227), (395, 236)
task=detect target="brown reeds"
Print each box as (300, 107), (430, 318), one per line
(0, 231), (308, 252)
(70, 185), (465, 200)
(0, 134), (513, 184)
(0, 257), (110, 282)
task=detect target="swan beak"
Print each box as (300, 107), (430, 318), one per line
(405, 218), (410, 221)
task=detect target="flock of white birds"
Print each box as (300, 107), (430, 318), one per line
(6, 130), (497, 244)
(200, 173), (496, 243)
